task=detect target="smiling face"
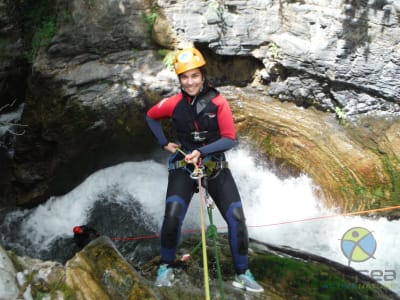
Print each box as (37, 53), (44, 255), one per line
(179, 68), (204, 96)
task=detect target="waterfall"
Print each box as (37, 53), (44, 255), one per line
(0, 147), (399, 294)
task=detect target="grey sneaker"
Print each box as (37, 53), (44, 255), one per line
(155, 264), (174, 287)
(232, 270), (264, 293)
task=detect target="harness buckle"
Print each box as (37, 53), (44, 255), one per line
(191, 131), (207, 142)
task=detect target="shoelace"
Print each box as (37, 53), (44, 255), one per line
(158, 266), (168, 276)
(245, 271), (255, 280)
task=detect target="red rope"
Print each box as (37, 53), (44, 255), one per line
(108, 205), (400, 241)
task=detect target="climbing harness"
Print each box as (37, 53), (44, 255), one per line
(171, 148), (228, 180)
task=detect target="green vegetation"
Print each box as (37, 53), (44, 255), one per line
(261, 135), (273, 154)
(382, 154), (400, 205)
(143, 11), (157, 38)
(13, 0), (58, 62)
(334, 106), (348, 125)
(30, 17), (56, 62)
(5, 250), (25, 272)
(31, 279), (76, 300)
(268, 42), (282, 60)
(157, 49), (175, 70)
(252, 254), (388, 299)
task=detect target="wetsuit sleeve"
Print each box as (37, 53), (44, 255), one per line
(146, 115), (168, 147)
(198, 137), (237, 156)
(197, 95), (237, 155)
(146, 94), (182, 147)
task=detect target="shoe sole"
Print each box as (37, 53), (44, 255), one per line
(232, 281), (264, 293)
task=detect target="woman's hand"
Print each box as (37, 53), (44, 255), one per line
(163, 142), (181, 154)
(185, 149), (201, 165)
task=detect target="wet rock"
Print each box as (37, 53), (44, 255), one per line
(3, 234), (399, 300)
(0, 246), (18, 300)
(225, 86), (399, 212)
(66, 236), (157, 300)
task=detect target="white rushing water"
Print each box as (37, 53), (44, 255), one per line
(8, 147), (400, 294)
(0, 103), (24, 137)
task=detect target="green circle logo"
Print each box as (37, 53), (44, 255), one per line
(340, 227), (377, 266)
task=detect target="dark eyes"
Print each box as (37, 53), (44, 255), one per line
(181, 73), (201, 80)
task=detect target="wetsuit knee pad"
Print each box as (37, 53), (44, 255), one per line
(226, 202), (248, 255)
(161, 196), (187, 248)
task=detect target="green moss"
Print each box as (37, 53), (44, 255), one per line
(382, 155), (400, 205)
(142, 11), (157, 38)
(251, 254), (388, 299)
(30, 280), (76, 300)
(30, 16), (56, 61)
(5, 250), (24, 272)
(15, 0), (57, 62)
(261, 135), (273, 154)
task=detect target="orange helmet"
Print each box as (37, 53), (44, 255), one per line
(173, 48), (206, 75)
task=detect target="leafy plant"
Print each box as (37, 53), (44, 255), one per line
(335, 106), (345, 119)
(158, 49), (175, 70)
(335, 106), (349, 127)
(268, 42), (281, 60)
(144, 12), (157, 35)
(30, 16), (56, 62)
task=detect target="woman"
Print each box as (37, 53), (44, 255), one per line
(146, 47), (263, 293)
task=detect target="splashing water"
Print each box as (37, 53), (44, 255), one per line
(0, 147), (399, 294)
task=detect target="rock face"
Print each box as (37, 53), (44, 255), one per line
(0, 0), (29, 206)
(155, 0), (400, 120)
(0, 246), (19, 300)
(0, 0), (28, 110)
(1, 235), (399, 300)
(0, 0), (398, 211)
(65, 236), (157, 299)
(224, 86), (399, 211)
(6, 0), (180, 206)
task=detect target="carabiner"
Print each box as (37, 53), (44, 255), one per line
(190, 166), (204, 179)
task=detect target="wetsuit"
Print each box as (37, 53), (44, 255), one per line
(146, 84), (249, 274)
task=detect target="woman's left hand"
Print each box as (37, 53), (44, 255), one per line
(185, 150), (201, 165)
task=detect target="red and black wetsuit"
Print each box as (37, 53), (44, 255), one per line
(146, 85), (249, 274)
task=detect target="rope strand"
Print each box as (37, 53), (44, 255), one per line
(197, 172), (211, 300)
(108, 205), (400, 241)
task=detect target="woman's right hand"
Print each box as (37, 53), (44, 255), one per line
(163, 142), (181, 154)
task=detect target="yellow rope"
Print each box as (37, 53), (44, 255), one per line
(175, 147), (187, 156)
(198, 176), (211, 300)
(176, 147), (210, 299)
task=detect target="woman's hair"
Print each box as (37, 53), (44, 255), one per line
(199, 66), (208, 80)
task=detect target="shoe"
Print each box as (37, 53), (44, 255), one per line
(232, 269), (264, 293)
(155, 264), (174, 287)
